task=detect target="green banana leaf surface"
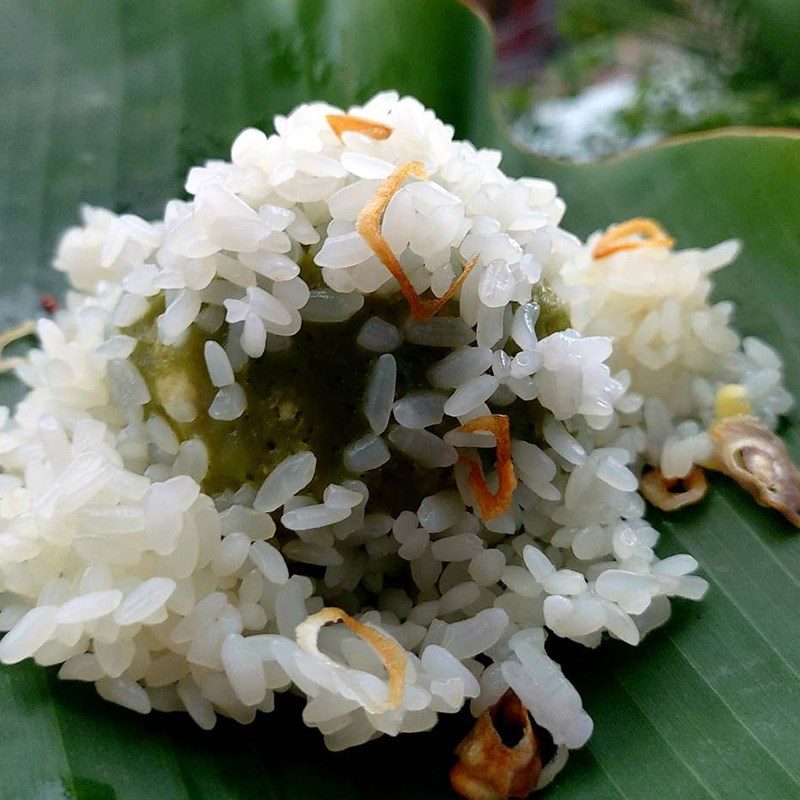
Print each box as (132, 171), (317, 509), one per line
(1, 1), (799, 798)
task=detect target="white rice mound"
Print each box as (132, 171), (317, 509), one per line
(0, 92), (790, 762)
(554, 234), (793, 478)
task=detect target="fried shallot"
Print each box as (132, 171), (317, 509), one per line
(295, 606), (407, 712)
(711, 415), (800, 527)
(641, 466), (708, 512)
(450, 690), (542, 800)
(593, 218), (675, 260)
(326, 113), (393, 141)
(458, 414), (517, 521)
(356, 161), (477, 320)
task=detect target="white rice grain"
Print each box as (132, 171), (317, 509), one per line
(114, 578), (177, 625)
(388, 426), (458, 468)
(357, 317), (402, 353)
(204, 340), (235, 387)
(209, 382), (249, 421)
(254, 452), (317, 512)
(0, 606), (58, 664)
(56, 591), (123, 625)
(343, 434), (390, 473)
(363, 354), (397, 435)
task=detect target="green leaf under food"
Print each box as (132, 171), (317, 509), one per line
(1, 1), (799, 798)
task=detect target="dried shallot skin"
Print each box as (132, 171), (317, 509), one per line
(450, 691), (542, 800)
(711, 415), (800, 527)
(640, 466), (708, 512)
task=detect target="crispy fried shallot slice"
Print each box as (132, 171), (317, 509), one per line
(295, 607), (407, 712)
(711, 415), (800, 527)
(356, 161), (478, 320)
(458, 414), (517, 520)
(450, 690), (543, 800)
(593, 218), (675, 260)
(326, 113), (393, 141)
(641, 466), (708, 511)
(0, 320), (36, 374)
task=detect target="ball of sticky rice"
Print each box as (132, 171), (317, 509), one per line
(0, 92), (782, 766)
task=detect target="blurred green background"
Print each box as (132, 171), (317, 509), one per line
(483, 0), (800, 160)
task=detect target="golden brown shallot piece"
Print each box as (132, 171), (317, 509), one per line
(711, 415), (800, 527)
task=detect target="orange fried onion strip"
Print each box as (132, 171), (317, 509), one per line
(356, 161), (478, 320)
(593, 218), (675, 260)
(459, 414), (518, 521)
(326, 114), (393, 141)
(295, 607), (407, 711)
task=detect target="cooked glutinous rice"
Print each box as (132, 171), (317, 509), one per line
(0, 92), (791, 775)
